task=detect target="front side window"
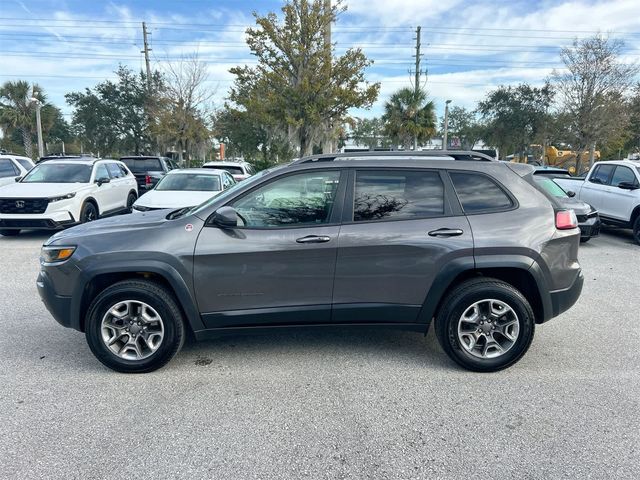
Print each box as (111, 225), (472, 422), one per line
(15, 159), (33, 171)
(0, 159), (18, 178)
(450, 172), (513, 213)
(354, 170), (444, 222)
(611, 166), (638, 187)
(94, 164), (110, 181)
(231, 171), (340, 228)
(589, 164), (615, 185)
(22, 163), (92, 183)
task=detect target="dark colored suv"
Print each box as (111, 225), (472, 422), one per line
(119, 156), (179, 193)
(37, 151), (583, 373)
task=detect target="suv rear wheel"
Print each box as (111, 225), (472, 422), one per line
(435, 278), (535, 372)
(85, 280), (185, 373)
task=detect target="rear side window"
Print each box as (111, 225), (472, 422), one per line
(353, 170), (444, 222)
(450, 172), (513, 213)
(589, 164), (614, 185)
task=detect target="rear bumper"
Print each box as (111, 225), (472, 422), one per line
(550, 270), (584, 318)
(579, 216), (601, 239)
(37, 270), (73, 328)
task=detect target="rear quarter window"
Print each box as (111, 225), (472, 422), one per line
(450, 172), (514, 213)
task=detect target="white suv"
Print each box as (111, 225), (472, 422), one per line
(0, 158), (137, 236)
(0, 154), (35, 188)
(202, 160), (254, 182)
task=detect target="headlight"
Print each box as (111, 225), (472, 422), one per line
(133, 204), (153, 212)
(49, 193), (76, 202)
(41, 245), (76, 264)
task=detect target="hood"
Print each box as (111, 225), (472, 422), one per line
(45, 209), (171, 245)
(135, 190), (219, 209)
(0, 182), (86, 198)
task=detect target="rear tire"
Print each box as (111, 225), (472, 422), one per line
(435, 278), (535, 372)
(126, 192), (137, 213)
(633, 216), (640, 246)
(85, 280), (185, 373)
(0, 229), (20, 236)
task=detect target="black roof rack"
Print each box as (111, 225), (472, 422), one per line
(291, 150), (497, 165)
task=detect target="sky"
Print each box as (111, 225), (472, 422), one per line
(1, 0), (639, 123)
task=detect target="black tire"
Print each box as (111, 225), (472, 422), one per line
(80, 201), (98, 223)
(633, 216), (640, 246)
(126, 192), (137, 212)
(85, 280), (185, 373)
(0, 229), (20, 236)
(580, 237), (590, 243)
(434, 277), (535, 372)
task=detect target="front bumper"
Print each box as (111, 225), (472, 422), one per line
(550, 270), (584, 318)
(37, 270), (73, 328)
(0, 211), (76, 230)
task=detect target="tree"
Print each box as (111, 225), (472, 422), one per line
(229, 0), (379, 156)
(552, 35), (639, 169)
(478, 83), (554, 159)
(66, 66), (163, 155)
(0, 80), (44, 158)
(154, 55), (215, 166)
(438, 106), (485, 150)
(623, 83), (640, 156)
(349, 117), (390, 150)
(382, 87), (436, 150)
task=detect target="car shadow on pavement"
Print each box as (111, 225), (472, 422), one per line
(0, 230), (52, 242)
(598, 225), (636, 244)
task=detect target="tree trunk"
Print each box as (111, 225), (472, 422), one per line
(21, 128), (33, 159)
(588, 141), (596, 169)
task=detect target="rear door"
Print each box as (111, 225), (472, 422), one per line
(600, 165), (640, 221)
(106, 162), (129, 209)
(193, 169), (347, 328)
(332, 168), (473, 324)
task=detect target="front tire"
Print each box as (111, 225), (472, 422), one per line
(80, 201), (98, 223)
(85, 280), (185, 373)
(435, 278), (535, 372)
(633, 216), (640, 246)
(0, 229), (20, 236)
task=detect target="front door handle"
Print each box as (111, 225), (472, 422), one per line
(428, 228), (464, 237)
(296, 235), (331, 244)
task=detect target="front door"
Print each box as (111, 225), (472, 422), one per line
(332, 168), (473, 324)
(194, 169), (346, 329)
(600, 165), (639, 221)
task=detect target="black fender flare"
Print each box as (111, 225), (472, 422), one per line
(70, 260), (205, 332)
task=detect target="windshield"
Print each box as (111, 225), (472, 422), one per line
(534, 177), (568, 198)
(22, 163), (92, 183)
(155, 173), (221, 192)
(187, 166), (282, 217)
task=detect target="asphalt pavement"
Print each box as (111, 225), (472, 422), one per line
(0, 227), (639, 479)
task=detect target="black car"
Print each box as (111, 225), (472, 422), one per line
(532, 169), (600, 242)
(119, 156), (179, 193)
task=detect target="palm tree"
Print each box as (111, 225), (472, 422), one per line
(382, 87), (436, 150)
(0, 81), (44, 158)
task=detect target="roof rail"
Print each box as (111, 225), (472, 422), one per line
(291, 150), (497, 165)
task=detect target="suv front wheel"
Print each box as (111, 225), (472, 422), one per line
(435, 278), (535, 372)
(85, 280), (185, 373)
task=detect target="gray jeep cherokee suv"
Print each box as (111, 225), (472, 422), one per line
(37, 151), (583, 373)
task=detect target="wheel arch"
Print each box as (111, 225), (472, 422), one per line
(72, 262), (204, 333)
(419, 256), (551, 328)
(631, 205), (640, 225)
(81, 196), (100, 216)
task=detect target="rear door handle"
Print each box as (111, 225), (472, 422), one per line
(296, 235), (331, 244)
(428, 228), (464, 237)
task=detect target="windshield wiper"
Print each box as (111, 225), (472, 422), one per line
(166, 207), (191, 220)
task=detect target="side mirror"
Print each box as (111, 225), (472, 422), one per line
(567, 191), (576, 198)
(96, 177), (110, 186)
(617, 181), (639, 190)
(210, 206), (239, 228)
(14, 176), (22, 182)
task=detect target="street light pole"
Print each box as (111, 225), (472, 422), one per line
(31, 97), (44, 158)
(443, 99), (452, 151)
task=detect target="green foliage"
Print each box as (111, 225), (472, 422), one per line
(478, 83), (554, 158)
(349, 117), (390, 150)
(382, 87), (436, 149)
(228, 0), (380, 156)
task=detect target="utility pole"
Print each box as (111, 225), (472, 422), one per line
(443, 99), (451, 151)
(142, 22), (152, 90)
(413, 26), (421, 151)
(31, 97), (44, 158)
(322, 0), (333, 154)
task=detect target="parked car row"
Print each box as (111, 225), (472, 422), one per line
(0, 154), (255, 236)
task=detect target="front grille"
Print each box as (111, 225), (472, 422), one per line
(0, 198), (49, 214)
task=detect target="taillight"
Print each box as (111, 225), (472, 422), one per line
(556, 210), (578, 230)
(145, 175), (152, 185)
